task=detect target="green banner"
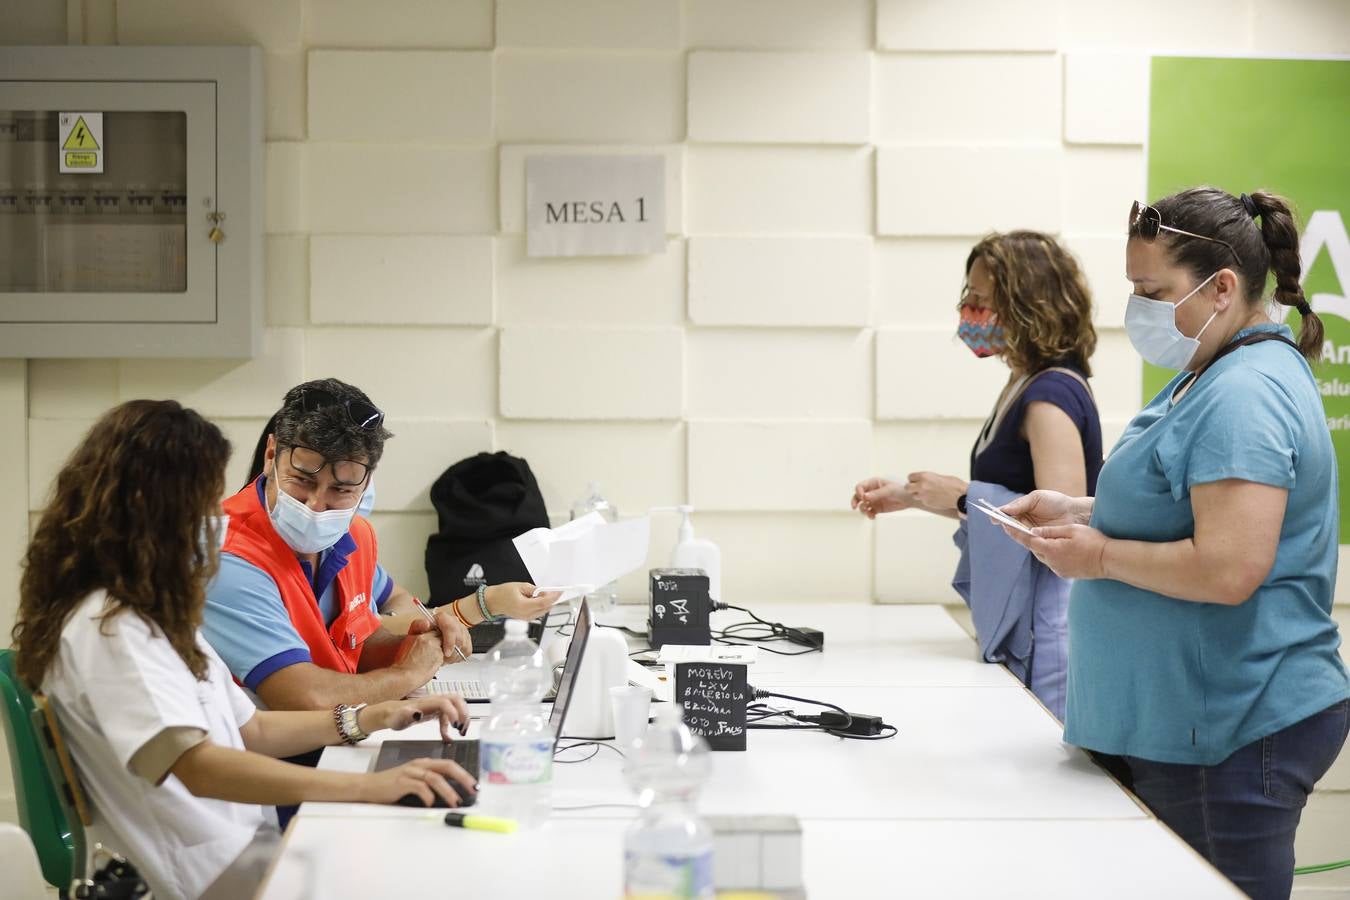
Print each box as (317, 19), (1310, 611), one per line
(1146, 55), (1350, 540)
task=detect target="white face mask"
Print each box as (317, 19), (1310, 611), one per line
(199, 515), (229, 557)
(1124, 271), (1221, 370)
(267, 466), (357, 554)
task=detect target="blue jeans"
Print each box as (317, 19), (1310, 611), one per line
(1095, 700), (1350, 900)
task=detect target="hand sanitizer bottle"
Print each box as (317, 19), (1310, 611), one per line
(670, 506), (721, 603)
(569, 482), (619, 612)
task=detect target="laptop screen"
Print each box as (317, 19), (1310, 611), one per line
(549, 598), (591, 737)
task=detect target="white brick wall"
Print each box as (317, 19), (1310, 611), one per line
(874, 238), (974, 328)
(265, 51), (306, 140)
(499, 327), (684, 420)
(304, 145), (497, 234)
(877, 145), (1062, 237)
(686, 146), (873, 235)
(876, 329), (1015, 420)
(1060, 0), (1250, 50)
(119, 328), (306, 418)
(309, 236), (494, 325)
(1252, 0), (1350, 54)
(495, 421), (686, 514)
(374, 419), (495, 512)
(305, 0), (494, 50)
(495, 51), (684, 143)
(698, 512), (873, 603)
(496, 236), (685, 326)
(684, 0), (873, 51)
(687, 330), (873, 419)
(1063, 53), (1149, 146)
(688, 420), (872, 511)
(688, 51), (871, 144)
(115, 0), (303, 49)
(873, 54), (1061, 144)
(28, 360), (119, 419)
(876, 0), (1059, 52)
(265, 235), (310, 326)
(307, 51), (493, 142)
(496, 0), (680, 50)
(688, 237), (871, 328)
(1061, 146), (1145, 234)
(306, 327), (497, 418)
(265, 142), (305, 233)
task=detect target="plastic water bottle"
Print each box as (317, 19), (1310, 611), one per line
(569, 481), (620, 613)
(478, 619), (553, 828)
(623, 704), (714, 899)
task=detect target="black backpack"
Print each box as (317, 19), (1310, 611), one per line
(424, 451), (549, 606)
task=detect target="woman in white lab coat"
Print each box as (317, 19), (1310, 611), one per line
(11, 399), (477, 900)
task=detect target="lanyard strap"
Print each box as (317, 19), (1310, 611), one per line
(1174, 332), (1301, 400)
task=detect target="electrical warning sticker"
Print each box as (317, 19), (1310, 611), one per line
(58, 113), (104, 173)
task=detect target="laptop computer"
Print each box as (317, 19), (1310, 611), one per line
(374, 599), (593, 808)
(425, 605), (580, 702)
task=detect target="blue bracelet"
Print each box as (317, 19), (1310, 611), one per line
(476, 583), (497, 622)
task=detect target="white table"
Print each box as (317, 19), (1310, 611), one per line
(260, 816), (1238, 900)
(257, 603), (1243, 899)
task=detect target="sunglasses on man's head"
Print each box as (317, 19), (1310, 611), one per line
(296, 387), (384, 430)
(1128, 200), (1243, 267)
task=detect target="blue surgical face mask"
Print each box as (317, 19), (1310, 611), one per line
(355, 475), (376, 519)
(1124, 271), (1220, 370)
(267, 466), (356, 554)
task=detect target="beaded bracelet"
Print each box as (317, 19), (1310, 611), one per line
(476, 582), (497, 622)
(450, 597), (473, 629)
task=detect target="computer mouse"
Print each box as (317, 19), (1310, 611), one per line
(396, 780), (477, 809)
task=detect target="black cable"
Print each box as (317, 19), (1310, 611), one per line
(752, 689), (852, 731)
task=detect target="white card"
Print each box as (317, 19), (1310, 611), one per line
(972, 499), (1035, 535)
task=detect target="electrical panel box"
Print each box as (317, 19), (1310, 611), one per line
(0, 46), (263, 357)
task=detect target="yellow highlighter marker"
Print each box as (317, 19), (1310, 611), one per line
(444, 812), (517, 834)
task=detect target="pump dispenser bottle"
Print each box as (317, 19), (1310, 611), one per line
(669, 505), (721, 602)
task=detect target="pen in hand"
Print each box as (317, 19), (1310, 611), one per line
(413, 598), (470, 663)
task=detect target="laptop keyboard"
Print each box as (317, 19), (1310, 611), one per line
(426, 679), (489, 701)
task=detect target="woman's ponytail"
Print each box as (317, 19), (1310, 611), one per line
(1250, 190), (1322, 361)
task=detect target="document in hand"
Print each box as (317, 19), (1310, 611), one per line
(512, 512), (651, 603)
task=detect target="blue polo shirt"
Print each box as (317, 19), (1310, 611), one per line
(202, 477), (394, 692)
(1066, 324), (1349, 765)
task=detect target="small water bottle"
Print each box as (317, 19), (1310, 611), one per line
(477, 619), (553, 828)
(569, 481), (620, 613)
(623, 704), (714, 899)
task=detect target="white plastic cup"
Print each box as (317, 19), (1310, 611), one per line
(609, 685), (653, 749)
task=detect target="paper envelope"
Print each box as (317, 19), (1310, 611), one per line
(512, 512), (652, 602)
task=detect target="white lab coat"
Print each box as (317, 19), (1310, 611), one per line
(43, 591), (269, 900)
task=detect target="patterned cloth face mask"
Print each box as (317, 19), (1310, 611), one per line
(958, 305), (1006, 358)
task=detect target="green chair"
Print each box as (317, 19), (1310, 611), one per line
(0, 648), (81, 889)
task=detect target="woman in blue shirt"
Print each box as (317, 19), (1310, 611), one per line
(1003, 187), (1350, 900)
(852, 231), (1102, 717)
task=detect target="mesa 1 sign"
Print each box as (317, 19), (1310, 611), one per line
(525, 154), (665, 258)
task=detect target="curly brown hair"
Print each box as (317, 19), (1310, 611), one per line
(13, 400), (231, 688)
(964, 231), (1098, 377)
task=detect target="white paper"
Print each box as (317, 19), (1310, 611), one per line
(525, 154), (665, 258)
(513, 512), (651, 602)
(655, 645), (759, 666)
(972, 499), (1035, 536)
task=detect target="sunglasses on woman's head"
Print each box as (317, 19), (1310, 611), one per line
(296, 388), (384, 430)
(1128, 200), (1243, 267)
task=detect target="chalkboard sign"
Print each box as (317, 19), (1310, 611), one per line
(676, 662), (748, 751)
(649, 568), (711, 648)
